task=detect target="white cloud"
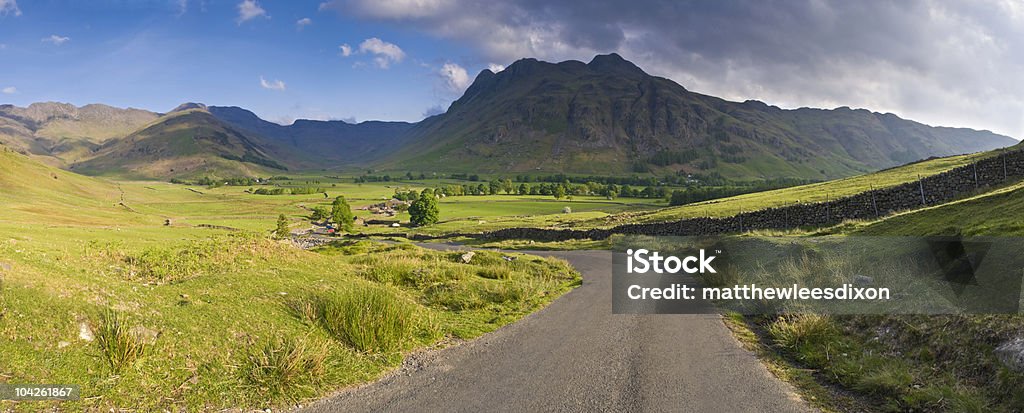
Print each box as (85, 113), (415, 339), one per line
(0, 0), (20, 17)
(41, 35), (70, 46)
(236, 0), (268, 24)
(320, 0), (452, 18)
(339, 43), (353, 57)
(259, 76), (286, 91)
(439, 62), (471, 92)
(487, 63), (505, 73)
(175, 0), (187, 16)
(2, 86), (16, 94)
(422, 104), (446, 118)
(358, 37), (405, 68)
(296, 17), (312, 29)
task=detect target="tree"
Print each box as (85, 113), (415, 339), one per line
(518, 183), (529, 195)
(274, 214), (290, 239)
(502, 178), (515, 194)
(669, 190), (689, 206)
(408, 189), (440, 226)
(311, 206), (330, 221)
(553, 185), (566, 200)
(331, 196), (355, 232)
(488, 180), (501, 195)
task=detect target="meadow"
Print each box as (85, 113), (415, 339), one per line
(0, 149), (583, 411)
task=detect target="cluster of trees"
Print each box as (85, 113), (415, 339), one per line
(170, 176), (262, 187)
(309, 196), (355, 231)
(355, 172), (428, 183)
(252, 187), (325, 196)
(429, 180), (668, 200)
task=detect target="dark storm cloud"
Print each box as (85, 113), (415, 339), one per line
(320, 0), (1024, 138)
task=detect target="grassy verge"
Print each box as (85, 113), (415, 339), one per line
(741, 313), (1024, 412)
(719, 180), (1024, 412)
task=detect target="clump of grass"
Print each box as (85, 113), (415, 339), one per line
(477, 266), (513, 280)
(240, 334), (328, 395)
(768, 314), (837, 347)
(310, 286), (418, 353)
(94, 309), (147, 373)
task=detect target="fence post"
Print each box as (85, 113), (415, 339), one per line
(974, 163), (979, 189)
(919, 176), (926, 206)
(871, 191), (878, 217)
(826, 194), (830, 223)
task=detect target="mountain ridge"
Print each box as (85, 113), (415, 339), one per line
(382, 53), (1015, 179)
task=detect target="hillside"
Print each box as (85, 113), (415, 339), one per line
(0, 145), (138, 226)
(853, 180), (1024, 236)
(72, 109), (288, 179)
(0, 102), (159, 166)
(383, 54), (1015, 179)
(208, 106), (415, 166)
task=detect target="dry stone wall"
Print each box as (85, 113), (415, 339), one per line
(466, 149), (1024, 242)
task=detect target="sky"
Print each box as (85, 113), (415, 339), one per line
(0, 0), (1021, 139)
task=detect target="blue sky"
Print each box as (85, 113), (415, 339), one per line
(1, 1), (1022, 138)
(0, 0), (494, 123)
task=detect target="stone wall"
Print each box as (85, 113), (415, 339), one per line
(469, 148), (1024, 242)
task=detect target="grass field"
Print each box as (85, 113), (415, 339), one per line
(0, 149), (583, 411)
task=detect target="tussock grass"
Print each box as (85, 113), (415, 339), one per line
(768, 314), (838, 354)
(240, 335), (328, 395)
(94, 310), (147, 373)
(309, 286), (420, 353)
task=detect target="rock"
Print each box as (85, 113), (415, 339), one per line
(563, 207), (572, 214)
(461, 251), (475, 264)
(131, 325), (161, 345)
(78, 322), (94, 342)
(57, 341), (70, 349)
(853, 275), (874, 285)
(502, 256), (517, 262)
(995, 337), (1024, 373)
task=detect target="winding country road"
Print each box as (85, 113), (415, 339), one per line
(301, 249), (813, 412)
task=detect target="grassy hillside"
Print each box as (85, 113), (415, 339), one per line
(72, 109), (288, 180)
(0, 151), (581, 411)
(622, 150), (1000, 223)
(0, 146), (140, 226)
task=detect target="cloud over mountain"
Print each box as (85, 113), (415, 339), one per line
(320, 0), (1024, 139)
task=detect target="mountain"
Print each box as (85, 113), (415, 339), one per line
(383, 54), (1016, 179)
(72, 108), (289, 179)
(0, 102), (159, 166)
(208, 106), (415, 166)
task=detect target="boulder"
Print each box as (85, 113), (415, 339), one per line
(78, 322), (94, 342)
(461, 251), (475, 264)
(995, 337), (1024, 373)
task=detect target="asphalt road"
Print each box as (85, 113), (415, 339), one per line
(301, 249), (813, 413)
